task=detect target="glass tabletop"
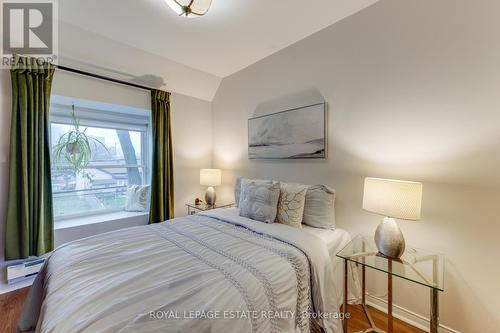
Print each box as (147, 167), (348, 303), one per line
(186, 202), (234, 211)
(337, 235), (444, 291)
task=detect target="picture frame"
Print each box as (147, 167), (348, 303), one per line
(248, 102), (326, 159)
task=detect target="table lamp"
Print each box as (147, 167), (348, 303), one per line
(200, 169), (221, 205)
(362, 177), (423, 259)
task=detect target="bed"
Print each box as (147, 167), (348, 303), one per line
(19, 208), (356, 333)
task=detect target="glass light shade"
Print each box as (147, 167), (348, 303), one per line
(363, 177), (422, 220)
(165, 0), (212, 17)
(200, 169), (221, 186)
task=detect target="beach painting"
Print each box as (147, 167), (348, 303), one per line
(248, 103), (326, 159)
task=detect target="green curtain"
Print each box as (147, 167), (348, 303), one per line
(149, 90), (174, 223)
(5, 56), (55, 260)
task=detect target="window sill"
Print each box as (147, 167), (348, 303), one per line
(54, 211), (149, 230)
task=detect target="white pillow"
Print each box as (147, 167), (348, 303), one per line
(276, 182), (308, 229)
(302, 185), (336, 229)
(125, 185), (151, 212)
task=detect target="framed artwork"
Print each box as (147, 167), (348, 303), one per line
(248, 103), (326, 159)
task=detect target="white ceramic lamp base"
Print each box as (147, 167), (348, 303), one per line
(374, 217), (405, 259)
(205, 186), (216, 205)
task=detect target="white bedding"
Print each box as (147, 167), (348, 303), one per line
(19, 209), (348, 333)
(301, 225), (361, 305)
(219, 208), (360, 305)
(219, 208), (351, 272)
(301, 226), (351, 262)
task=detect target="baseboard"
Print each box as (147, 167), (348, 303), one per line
(0, 274), (34, 295)
(365, 294), (460, 333)
(1, 259), (36, 295)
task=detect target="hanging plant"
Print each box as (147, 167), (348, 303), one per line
(52, 104), (108, 180)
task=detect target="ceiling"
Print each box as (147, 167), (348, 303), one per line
(59, 0), (379, 78)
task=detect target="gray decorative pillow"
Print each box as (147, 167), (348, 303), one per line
(239, 181), (281, 223)
(234, 177), (274, 207)
(302, 185), (336, 229)
(125, 185), (151, 212)
(276, 182), (308, 228)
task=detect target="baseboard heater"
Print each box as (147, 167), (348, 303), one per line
(6, 258), (45, 285)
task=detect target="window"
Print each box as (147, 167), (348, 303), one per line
(50, 99), (151, 220)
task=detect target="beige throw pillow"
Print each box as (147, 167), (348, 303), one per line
(125, 185), (151, 212)
(276, 182), (308, 228)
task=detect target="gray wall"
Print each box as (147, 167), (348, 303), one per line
(212, 0), (500, 331)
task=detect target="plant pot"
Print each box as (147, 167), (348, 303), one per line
(66, 142), (81, 155)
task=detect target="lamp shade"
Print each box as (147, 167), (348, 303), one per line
(362, 178), (422, 220)
(165, 0), (212, 17)
(200, 169), (221, 187)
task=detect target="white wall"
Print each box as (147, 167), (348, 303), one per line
(212, 0), (500, 332)
(52, 70), (151, 110)
(58, 21), (221, 102)
(171, 93), (213, 217)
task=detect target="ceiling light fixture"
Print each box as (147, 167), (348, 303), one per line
(165, 0), (212, 18)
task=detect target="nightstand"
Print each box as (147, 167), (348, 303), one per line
(337, 236), (444, 333)
(185, 202), (234, 215)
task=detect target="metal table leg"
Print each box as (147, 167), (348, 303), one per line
(430, 289), (439, 333)
(430, 255), (439, 333)
(387, 260), (393, 333)
(359, 261), (392, 333)
(358, 242), (384, 333)
(353, 257), (437, 333)
(361, 264), (378, 332)
(344, 259), (348, 333)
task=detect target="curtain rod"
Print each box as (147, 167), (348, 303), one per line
(56, 64), (154, 92)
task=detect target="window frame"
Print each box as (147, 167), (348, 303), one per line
(50, 108), (152, 221)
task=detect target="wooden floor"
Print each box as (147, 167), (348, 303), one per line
(345, 304), (425, 333)
(0, 288), (424, 333)
(0, 287), (30, 333)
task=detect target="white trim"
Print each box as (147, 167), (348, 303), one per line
(53, 164), (146, 169)
(49, 105), (152, 220)
(365, 293), (461, 333)
(51, 114), (149, 132)
(54, 207), (124, 222)
(54, 211), (148, 230)
(0, 275), (35, 295)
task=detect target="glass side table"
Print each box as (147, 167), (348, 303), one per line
(185, 202), (234, 215)
(336, 236), (444, 333)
